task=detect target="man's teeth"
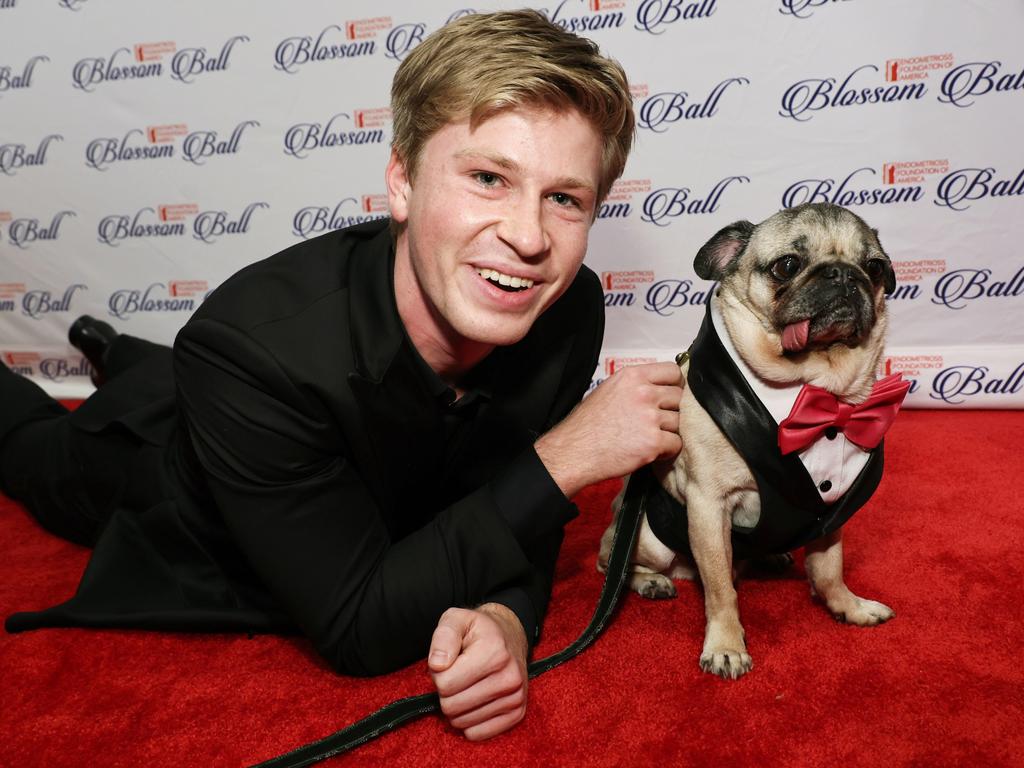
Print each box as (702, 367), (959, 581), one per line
(476, 268), (534, 290)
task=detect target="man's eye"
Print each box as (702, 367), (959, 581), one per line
(550, 192), (578, 208)
(474, 172), (500, 187)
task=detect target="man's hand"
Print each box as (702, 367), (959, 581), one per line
(535, 361), (684, 498)
(428, 603), (529, 741)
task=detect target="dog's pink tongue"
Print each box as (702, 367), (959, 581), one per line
(782, 320), (810, 352)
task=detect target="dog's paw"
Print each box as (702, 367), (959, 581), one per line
(831, 597), (895, 626)
(699, 649), (753, 680)
(630, 573), (676, 600)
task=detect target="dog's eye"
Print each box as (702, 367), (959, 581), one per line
(770, 255), (802, 281)
(865, 259), (886, 283)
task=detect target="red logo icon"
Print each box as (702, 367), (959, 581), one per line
(601, 270), (655, 291)
(158, 204), (199, 222)
(882, 160), (950, 185)
(3, 351), (40, 366)
(630, 83), (650, 100)
(361, 195), (389, 213)
(604, 356), (658, 376)
(884, 53), (954, 82)
(134, 41), (176, 62)
(345, 17), (393, 40)
(147, 124), (188, 144)
(168, 280), (208, 298)
(891, 259), (947, 284)
(353, 108), (392, 128)
(883, 355), (942, 379)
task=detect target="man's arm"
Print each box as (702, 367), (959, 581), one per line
(422, 269), (684, 740)
(427, 361), (684, 739)
(174, 317), (570, 676)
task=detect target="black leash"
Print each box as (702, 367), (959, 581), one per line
(251, 471), (650, 768)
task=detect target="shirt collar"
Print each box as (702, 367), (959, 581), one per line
(403, 334), (494, 410)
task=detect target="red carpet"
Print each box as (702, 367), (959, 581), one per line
(2, 409), (1022, 767)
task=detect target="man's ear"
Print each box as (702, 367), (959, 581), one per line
(386, 149), (412, 224)
(694, 220), (755, 280)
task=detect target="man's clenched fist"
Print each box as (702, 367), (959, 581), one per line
(428, 603), (529, 741)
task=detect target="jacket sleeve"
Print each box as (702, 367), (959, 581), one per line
(172, 314), (587, 676)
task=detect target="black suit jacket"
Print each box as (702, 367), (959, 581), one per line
(7, 220), (604, 676)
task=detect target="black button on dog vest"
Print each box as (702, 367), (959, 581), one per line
(819, 480), (833, 492)
(825, 427), (839, 440)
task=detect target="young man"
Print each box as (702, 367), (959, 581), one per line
(0, 11), (682, 741)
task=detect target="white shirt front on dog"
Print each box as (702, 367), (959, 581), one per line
(710, 299), (871, 504)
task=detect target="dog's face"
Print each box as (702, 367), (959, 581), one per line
(694, 203), (895, 395)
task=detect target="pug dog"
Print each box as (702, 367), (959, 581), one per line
(599, 202), (906, 680)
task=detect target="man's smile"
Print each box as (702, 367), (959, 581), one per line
(475, 267), (536, 291)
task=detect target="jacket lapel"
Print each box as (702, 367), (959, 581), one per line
(457, 315), (579, 481)
(347, 354), (440, 519)
(341, 226), (439, 519)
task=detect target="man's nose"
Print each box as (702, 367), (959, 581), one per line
(496, 195), (549, 258)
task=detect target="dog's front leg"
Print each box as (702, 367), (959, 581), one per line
(687, 491), (752, 679)
(805, 527), (894, 625)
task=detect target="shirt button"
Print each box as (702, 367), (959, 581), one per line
(819, 480), (833, 493)
(824, 427), (838, 440)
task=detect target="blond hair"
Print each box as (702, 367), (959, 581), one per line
(390, 9), (635, 204)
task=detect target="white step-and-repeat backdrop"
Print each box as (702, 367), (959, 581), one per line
(1, 0), (1022, 407)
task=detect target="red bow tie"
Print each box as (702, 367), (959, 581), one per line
(778, 373), (911, 455)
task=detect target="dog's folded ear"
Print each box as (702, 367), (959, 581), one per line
(871, 228), (898, 294)
(880, 258), (897, 294)
(694, 220), (755, 281)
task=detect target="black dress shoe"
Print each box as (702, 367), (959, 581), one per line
(68, 315), (118, 387)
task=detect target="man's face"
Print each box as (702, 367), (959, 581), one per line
(388, 106), (604, 352)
